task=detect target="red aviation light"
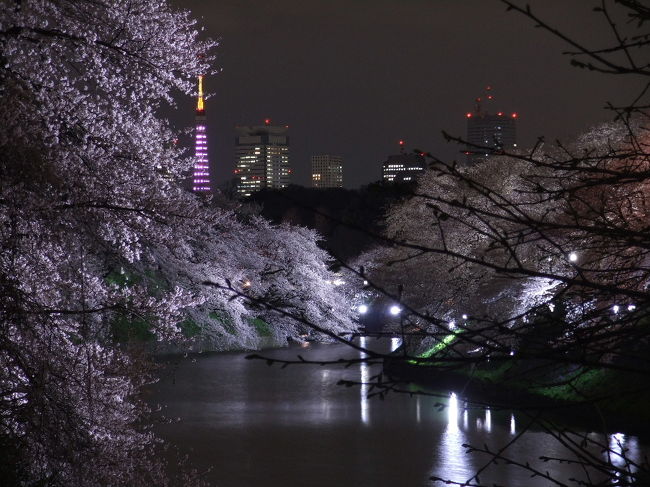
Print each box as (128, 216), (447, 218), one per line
(264, 118), (271, 125)
(466, 113), (472, 118)
(511, 112), (518, 118)
(497, 112), (503, 116)
(399, 140), (405, 146)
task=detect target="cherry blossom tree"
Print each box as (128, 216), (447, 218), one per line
(0, 1), (355, 484)
(345, 2), (650, 484)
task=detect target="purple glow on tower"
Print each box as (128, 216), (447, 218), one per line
(193, 75), (211, 192)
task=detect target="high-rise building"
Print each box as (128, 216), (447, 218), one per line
(381, 141), (425, 182)
(311, 155), (343, 188)
(192, 75), (211, 192)
(235, 119), (290, 197)
(465, 86), (517, 165)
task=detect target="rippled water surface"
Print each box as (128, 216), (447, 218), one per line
(150, 338), (646, 486)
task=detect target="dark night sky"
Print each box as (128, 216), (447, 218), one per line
(170, 0), (645, 188)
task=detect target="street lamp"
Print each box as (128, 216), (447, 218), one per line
(389, 305), (401, 316)
(358, 304), (369, 314)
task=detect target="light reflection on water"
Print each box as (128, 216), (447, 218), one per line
(151, 340), (647, 487)
(608, 432), (642, 483)
(359, 336), (370, 426)
(430, 392), (472, 483)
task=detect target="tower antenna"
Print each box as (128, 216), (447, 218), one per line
(197, 75), (205, 114)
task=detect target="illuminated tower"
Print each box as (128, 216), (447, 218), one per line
(234, 119), (290, 197)
(193, 75), (211, 192)
(465, 86), (517, 165)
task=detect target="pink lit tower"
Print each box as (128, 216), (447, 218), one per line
(192, 75), (211, 192)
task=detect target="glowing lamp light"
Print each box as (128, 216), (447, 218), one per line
(358, 304), (369, 314)
(568, 252), (578, 263)
(462, 314), (468, 320)
(628, 304), (636, 312)
(613, 305), (620, 314)
(389, 305), (401, 316)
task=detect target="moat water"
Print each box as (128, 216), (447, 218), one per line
(151, 338), (647, 486)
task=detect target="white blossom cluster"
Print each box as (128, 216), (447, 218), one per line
(362, 120), (650, 330)
(0, 1), (354, 484)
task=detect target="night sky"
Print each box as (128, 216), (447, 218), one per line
(170, 0), (645, 189)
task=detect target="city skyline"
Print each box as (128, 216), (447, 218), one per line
(170, 0), (645, 189)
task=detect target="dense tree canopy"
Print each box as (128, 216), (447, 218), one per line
(347, 2), (650, 485)
(0, 1), (354, 484)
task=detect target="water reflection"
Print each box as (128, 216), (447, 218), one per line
(320, 369), (332, 421)
(360, 336), (370, 426)
(608, 432), (641, 483)
(448, 392), (459, 430)
(431, 393), (471, 483)
(152, 341), (648, 487)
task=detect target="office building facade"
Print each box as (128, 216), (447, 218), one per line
(311, 154), (343, 188)
(465, 87), (517, 165)
(382, 153), (425, 183)
(235, 120), (290, 197)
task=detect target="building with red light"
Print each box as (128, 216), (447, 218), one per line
(465, 87), (517, 165)
(192, 75), (211, 192)
(235, 120), (290, 197)
(381, 141), (425, 182)
(311, 154), (343, 188)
